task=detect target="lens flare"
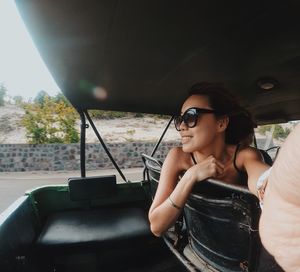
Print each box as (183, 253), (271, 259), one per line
(93, 86), (108, 101)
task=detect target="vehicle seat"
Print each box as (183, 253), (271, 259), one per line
(36, 208), (151, 251)
(142, 154), (186, 246)
(141, 153), (163, 200)
(36, 176), (153, 253)
(184, 180), (261, 272)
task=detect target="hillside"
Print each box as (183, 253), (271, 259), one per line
(0, 105), (180, 144)
(1, 104), (292, 146)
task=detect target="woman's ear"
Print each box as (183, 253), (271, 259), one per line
(217, 116), (229, 132)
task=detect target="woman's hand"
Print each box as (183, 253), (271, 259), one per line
(186, 155), (225, 183)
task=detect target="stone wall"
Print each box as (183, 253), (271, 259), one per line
(0, 141), (180, 172)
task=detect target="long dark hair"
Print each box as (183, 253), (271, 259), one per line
(187, 82), (255, 145)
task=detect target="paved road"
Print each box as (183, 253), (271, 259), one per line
(0, 168), (143, 213)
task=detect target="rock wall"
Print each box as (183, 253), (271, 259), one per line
(0, 141), (179, 172)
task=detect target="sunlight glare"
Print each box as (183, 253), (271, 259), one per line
(0, 1), (61, 100)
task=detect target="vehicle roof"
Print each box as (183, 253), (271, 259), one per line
(16, 0), (300, 124)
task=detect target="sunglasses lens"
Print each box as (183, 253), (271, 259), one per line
(184, 110), (198, 128)
(174, 116), (182, 130)
(174, 109), (198, 130)
(174, 108), (215, 131)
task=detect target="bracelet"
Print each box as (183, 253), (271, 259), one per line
(168, 196), (182, 210)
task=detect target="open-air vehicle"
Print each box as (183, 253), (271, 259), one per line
(1, 0), (300, 271)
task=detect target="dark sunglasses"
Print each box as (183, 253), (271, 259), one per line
(174, 107), (216, 131)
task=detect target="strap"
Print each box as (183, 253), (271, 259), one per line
(191, 153), (197, 165)
(233, 144), (245, 175)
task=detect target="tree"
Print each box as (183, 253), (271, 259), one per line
(258, 124), (291, 140)
(13, 95), (24, 106)
(53, 92), (71, 106)
(273, 125), (291, 139)
(0, 84), (7, 106)
(34, 90), (50, 106)
(22, 96), (79, 144)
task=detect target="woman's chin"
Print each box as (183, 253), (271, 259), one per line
(182, 143), (194, 153)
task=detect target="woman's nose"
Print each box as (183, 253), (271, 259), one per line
(179, 120), (188, 131)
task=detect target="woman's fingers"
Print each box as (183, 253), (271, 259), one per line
(192, 155), (226, 181)
(208, 156), (224, 177)
(210, 156), (225, 168)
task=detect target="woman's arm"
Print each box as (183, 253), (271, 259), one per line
(149, 147), (224, 236)
(148, 148), (194, 236)
(238, 147), (270, 195)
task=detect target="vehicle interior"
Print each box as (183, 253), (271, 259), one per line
(0, 0), (299, 271)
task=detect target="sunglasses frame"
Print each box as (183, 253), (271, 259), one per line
(174, 107), (216, 131)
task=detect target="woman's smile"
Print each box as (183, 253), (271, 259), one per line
(181, 135), (193, 144)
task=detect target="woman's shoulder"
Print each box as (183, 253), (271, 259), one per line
(231, 145), (264, 173)
(167, 146), (190, 160)
(165, 146), (192, 169)
(236, 145), (263, 162)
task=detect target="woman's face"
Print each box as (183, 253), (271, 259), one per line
(179, 95), (224, 153)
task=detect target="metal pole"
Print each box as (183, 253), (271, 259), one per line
(78, 110), (86, 177)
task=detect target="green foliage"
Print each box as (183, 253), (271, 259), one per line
(126, 129), (136, 135)
(89, 110), (169, 120)
(13, 95), (24, 106)
(89, 110), (128, 119)
(22, 96), (79, 144)
(151, 114), (170, 120)
(53, 93), (71, 106)
(257, 124), (291, 140)
(0, 84), (7, 106)
(273, 125), (291, 139)
(133, 113), (144, 118)
(34, 90), (50, 106)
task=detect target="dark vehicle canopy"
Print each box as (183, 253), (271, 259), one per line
(16, 0), (300, 124)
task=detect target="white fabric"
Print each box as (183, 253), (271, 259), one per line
(256, 167), (272, 209)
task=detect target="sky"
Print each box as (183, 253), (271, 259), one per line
(0, 1), (61, 101)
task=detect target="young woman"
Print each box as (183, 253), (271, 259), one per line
(148, 82), (300, 271)
(148, 82), (270, 237)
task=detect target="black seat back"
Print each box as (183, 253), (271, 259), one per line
(68, 175), (117, 201)
(184, 180), (261, 272)
(142, 153), (262, 271)
(142, 154), (163, 199)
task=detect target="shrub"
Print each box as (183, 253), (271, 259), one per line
(89, 110), (128, 119)
(13, 95), (24, 106)
(0, 84), (7, 106)
(257, 124), (291, 140)
(22, 96), (79, 144)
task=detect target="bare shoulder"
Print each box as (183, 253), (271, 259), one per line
(238, 146), (263, 161)
(165, 146), (190, 162)
(163, 146), (191, 173)
(235, 146), (263, 170)
(167, 146), (183, 156)
(166, 146), (189, 160)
